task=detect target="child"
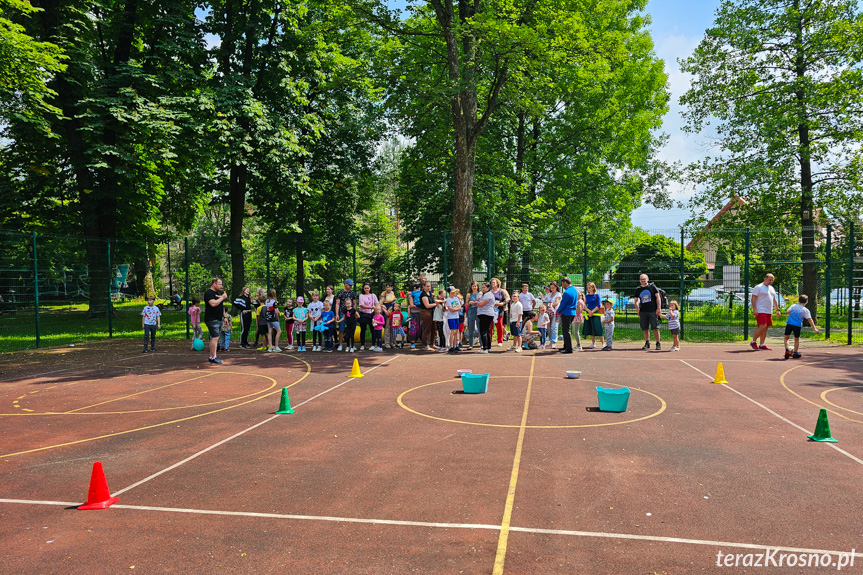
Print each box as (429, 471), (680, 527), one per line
(371, 304), (385, 352)
(433, 288), (448, 352)
(320, 300), (336, 352)
(339, 299), (358, 352)
(293, 296), (308, 351)
(784, 294), (819, 359)
(457, 292), (466, 349)
(188, 298), (202, 348)
(601, 299), (615, 351)
(572, 293), (585, 351)
(664, 300), (681, 351)
(537, 304), (549, 348)
(408, 283), (422, 349)
(446, 288), (462, 353)
(221, 311), (233, 351)
(253, 290), (268, 350)
(283, 297), (295, 350)
(389, 302), (406, 349)
(508, 295), (523, 352)
(521, 311), (540, 349)
(265, 289), (282, 352)
(142, 295), (161, 353)
(308, 291), (323, 351)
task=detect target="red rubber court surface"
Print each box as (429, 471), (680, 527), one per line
(1, 340), (862, 574)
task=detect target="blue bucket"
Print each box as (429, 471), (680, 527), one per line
(462, 373), (490, 394)
(596, 387), (630, 412)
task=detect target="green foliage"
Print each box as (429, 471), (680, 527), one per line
(174, 262), (215, 301)
(609, 234), (708, 297)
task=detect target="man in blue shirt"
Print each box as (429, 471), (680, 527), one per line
(557, 277), (579, 353)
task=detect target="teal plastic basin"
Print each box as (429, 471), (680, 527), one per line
(462, 373), (490, 394)
(596, 387), (630, 412)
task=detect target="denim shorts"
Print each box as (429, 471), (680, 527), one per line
(206, 320), (222, 339)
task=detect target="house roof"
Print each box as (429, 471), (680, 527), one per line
(686, 196), (747, 250)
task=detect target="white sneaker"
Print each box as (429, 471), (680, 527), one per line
(314, 346), (320, 352)
(275, 346), (283, 352)
(267, 347), (274, 352)
(576, 347), (583, 351)
(497, 342), (503, 347)
(515, 348), (521, 353)
(360, 345), (365, 351)
(587, 343), (596, 349)
(479, 349), (488, 354)
(351, 347), (357, 352)
(337, 345), (343, 351)
(286, 345), (294, 350)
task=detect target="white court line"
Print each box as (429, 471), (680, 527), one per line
(679, 360), (863, 468)
(0, 498), (859, 559)
(113, 355), (400, 496)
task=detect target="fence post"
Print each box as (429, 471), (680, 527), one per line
(442, 231), (448, 286)
(107, 238), (113, 339)
(679, 227), (685, 341)
(266, 234), (271, 292)
(848, 221), (854, 345)
(743, 227), (750, 341)
(582, 230), (588, 292)
(184, 237), (190, 339)
(167, 242), (173, 297)
(825, 224), (831, 339)
(352, 234), (358, 283)
(33, 231), (40, 348)
(487, 230), (494, 281)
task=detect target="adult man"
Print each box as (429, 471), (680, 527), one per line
(750, 273), (782, 350)
(204, 277), (229, 364)
(557, 277), (578, 354)
(334, 279), (356, 351)
(634, 274), (662, 351)
(518, 283), (536, 313)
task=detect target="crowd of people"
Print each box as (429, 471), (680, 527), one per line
(139, 272), (816, 364)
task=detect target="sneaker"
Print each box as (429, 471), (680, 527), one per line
(601, 346), (609, 351)
(587, 343), (596, 349)
(641, 341), (650, 350)
(508, 346), (516, 351)
(337, 345), (343, 351)
(673, 346), (680, 352)
(259, 346), (267, 351)
(437, 347), (448, 353)
(274, 346), (283, 352)
(784, 348), (792, 359)
(142, 349), (148, 353)
(750, 340), (759, 350)
(655, 342), (661, 351)
(576, 347), (583, 351)
(324, 348), (333, 353)
(208, 357), (223, 364)
(497, 342), (503, 347)
(478, 349), (488, 354)
(411, 343), (416, 349)
(286, 345), (294, 350)
(792, 352), (802, 359)
(759, 345), (772, 351)
(515, 347), (521, 353)
(351, 347), (357, 352)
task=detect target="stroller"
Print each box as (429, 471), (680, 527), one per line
(157, 293), (184, 311)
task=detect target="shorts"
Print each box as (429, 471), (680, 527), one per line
(393, 327), (406, 339)
(510, 321), (521, 337)
(639, 312), (658, 331)
(206, 320), (222, 339)
(267, 320), (280, 330)
(784, 324), (801, 338)
(256, 324), (268, 336)
(447, 318), (460, 330)
(670, 328), (680, 336)
(756, 313), (773, 326)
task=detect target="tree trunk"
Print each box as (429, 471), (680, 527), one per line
(229, 162), (246, 297)
(295, 200), (306, 298)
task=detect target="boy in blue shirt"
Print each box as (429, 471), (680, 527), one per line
(141, 296), (161, 353)
(320, 301), (336, 352)
(784, 294), (818, 359)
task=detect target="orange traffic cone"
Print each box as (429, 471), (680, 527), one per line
(78, 461), (120, 510)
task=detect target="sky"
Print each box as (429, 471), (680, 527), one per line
(384, 0), (724, 232)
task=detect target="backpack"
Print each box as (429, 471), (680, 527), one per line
(651, 284), (668, 310)
(265, 305), (278, 322)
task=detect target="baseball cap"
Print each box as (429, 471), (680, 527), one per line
(345, 279), (354, 286)
(297, 296), (304, 303)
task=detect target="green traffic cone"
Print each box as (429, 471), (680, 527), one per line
(275, 387), (294, 414)
(807, 408), (837, 442)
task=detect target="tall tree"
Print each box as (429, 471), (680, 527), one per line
(680, 0), (863, 315)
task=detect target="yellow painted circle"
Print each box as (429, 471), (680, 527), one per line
(780, 360), (863, 424)
(820, 386), (863, 417)
(397, 376), (666, 429)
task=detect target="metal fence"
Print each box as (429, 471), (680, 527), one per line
(1, 224), (861, 352)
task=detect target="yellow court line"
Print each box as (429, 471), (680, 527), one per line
(821, 386), (863, 417)
(0, 358), (312, 459)
(65, 371), (219, 412)
(397, 377), (666, 429)
(492, 355), (536, 575)
(779, 361), (863, 424)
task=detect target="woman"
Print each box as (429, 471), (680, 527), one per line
(233, 286), (254, 348)
(380, 282), (397, 348)
(582, 281), (605, 349)
(476, 282), (496, 353)
(547, 281), (563, 348)
(357, 283), (379, 350)
(466, 281), (481, 349)
(489, 278), (509, 346)
(419, 281), (438, 350)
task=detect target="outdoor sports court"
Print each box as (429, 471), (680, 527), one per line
(1, 342), (861, 574)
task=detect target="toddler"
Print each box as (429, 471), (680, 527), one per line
(283, 297), (295, 350)
(371, 304), (385, 351)
(389, 302), (406, 348)
(664, 300), (681, 351)
(340, 299), (358, 352)
(446, 288), (462, 353)
(189, 298), (202, 346)
(320, 300), (335, 351)
(536, 304), (549, 347)
(572, 292), (585, 351)
(308, 291), (323, 351)
(601, 299), (615, 351)
(221, 311), (233, 351)
(265, 289), (282, 352)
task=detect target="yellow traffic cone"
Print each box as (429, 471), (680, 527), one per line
(349, 358), (364, 378)
(712, 362), (728, 384)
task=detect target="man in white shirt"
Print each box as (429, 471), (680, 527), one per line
(750, 273), (782, 350)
